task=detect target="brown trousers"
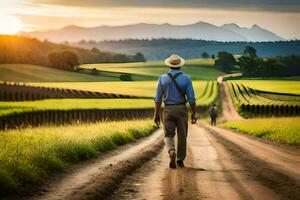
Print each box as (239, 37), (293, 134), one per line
(163, 105), (188, 161)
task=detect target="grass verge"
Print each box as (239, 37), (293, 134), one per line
(0, 119), (156, 194)
(222, 117), (300, 145)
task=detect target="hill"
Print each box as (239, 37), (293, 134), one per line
(0, 64), (121, 82)
(21, 22), (284, 42)
(0, 35), (142, 69)
(81, 58), (225, 80)
(75, 39), (300, 60)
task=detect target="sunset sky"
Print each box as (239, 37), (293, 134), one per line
(0, 0), (299, 39)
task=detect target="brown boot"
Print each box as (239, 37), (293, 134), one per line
(177, 160), (184, 167)
(169, 149), (176, 169)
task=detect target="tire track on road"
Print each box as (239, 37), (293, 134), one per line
(202, 122), (300, 200)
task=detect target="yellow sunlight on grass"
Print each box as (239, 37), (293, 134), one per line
(0, 13), (23, 34)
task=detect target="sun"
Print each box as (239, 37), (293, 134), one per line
(0, 13), (23, 35)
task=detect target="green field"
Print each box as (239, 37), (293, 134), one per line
(77, 68), (155, 81)
(0, 119), (155, 192)
(81, 58), (224, 80)
(233, 80), (300, 95)
(222, 118), (300, 145)
(0, 64), (123, 82)
(0, 99), (154, 116)
(26, 81), (207, 98)
(0, 59), (224, 83)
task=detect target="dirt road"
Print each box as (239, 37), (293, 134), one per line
(218, 74), (243, 122)
(110, 124), (300, 200)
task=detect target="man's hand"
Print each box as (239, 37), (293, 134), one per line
(154, 115), (161, 127)
(191, 113), (197, 124)
(154, 102), (162, 127)
(190, 102), (197, 124)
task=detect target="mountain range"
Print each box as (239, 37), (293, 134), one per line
(21, 22), (284, 42)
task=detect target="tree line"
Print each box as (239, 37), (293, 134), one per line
(214, 46), (300, 77)
(75, 38), (300, 60)
(0, 35), (146, 71)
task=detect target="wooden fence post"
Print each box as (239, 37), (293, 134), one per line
(295, 105), (300, 116)
(95, 110), (101, 122)
(0, 116), (4, 130)
(259, 105), (263, 117)
(292, 105), (297, 116)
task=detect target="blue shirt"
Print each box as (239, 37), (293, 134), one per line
(154, 69), (196, 104)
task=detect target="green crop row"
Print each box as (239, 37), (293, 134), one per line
(0, 99), (154, 117)
(0, 81), (141, 102)
(0, 119), (156, 194)
(227, 82), (300, 117)
(228, 82), (300, 107)
(0, 82), (216, 116)
(232, 80), (300, 95)
(222, 117), (300, 145)
(197, 81), (218, 106)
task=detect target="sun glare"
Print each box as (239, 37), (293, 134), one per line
(0, 13), (23, 35)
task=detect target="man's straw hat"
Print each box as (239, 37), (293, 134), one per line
(164, 54), (185, 68)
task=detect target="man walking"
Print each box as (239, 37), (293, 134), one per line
(208, 103), (218, 126)
(154, 54), (197, 169)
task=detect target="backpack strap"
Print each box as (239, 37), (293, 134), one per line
(167, 72), (187, 103)
(173, 72), (182, 79)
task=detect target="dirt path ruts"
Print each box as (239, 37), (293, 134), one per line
(15, 129), (164, 200)
(202, 122), (300, 199)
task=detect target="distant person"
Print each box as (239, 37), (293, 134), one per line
(154, 54), (197, 168)
(208, 103), (218, 126)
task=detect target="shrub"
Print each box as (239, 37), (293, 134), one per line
(120, 74), (132, 81)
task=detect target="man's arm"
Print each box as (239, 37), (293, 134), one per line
(154, 102), (162, 127)
(154, 77), (163, 127)
(186, 78), (197, 124)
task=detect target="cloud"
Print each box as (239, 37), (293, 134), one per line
(27, 0), (300, 12)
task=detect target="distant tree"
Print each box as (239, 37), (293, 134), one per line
(91, 47), (101, 54)
(201, 52), (210, 58)
(243, 46), (257, 58)
(48, 50), (79, 71)
(238, 56), (261, 77)
(91, 68), (98, 75)
(120, 74), (132, 81)
(48, 52), (60, 68)
(113, 54), (130, 63)
(79, 39), (87, 44)
(260, 58), (286, 76)
(215, 51), (237, 72)
(211, 54), (215, 59)
(132, 52), (146, 62)
(201, 52), (209, 58)
(238, 55), (300, 77)
(282, 55), (300, 75)
(0, 35), (138, 68)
